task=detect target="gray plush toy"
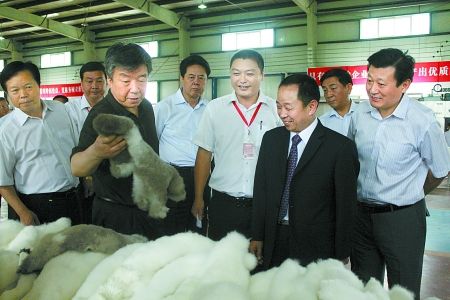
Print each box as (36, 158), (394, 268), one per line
(92, 113), (186, 219)
(18, 224), (147, 274)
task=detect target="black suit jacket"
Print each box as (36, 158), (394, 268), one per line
(252, 121), (359, 268)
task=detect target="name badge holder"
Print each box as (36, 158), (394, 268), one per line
(232, 101), (262, 160)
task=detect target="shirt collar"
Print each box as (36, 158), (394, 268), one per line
(13, 100), (50, 126)
(227, 91), (269, 106)
(80, 95), (92, 110)
(175, 88), (207, 107)
(368, 94), (409, 120)
(391, 94), (409, 119)
(329, 100), (357, 117)
(291, 117), (318, 146)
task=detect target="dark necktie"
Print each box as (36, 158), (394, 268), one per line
(278, 134), (301, 221)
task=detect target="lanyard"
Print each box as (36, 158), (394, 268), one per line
(232, 101), (262, 128)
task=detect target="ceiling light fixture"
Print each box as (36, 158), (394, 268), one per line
(198, 1), (207, 9)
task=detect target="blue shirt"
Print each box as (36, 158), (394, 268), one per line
(348, 96), (450, 206)
(155, 89), (208, 167)
(319, 100), (358, 136)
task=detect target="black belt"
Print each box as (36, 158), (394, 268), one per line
(213, 190), (252, 208)
(358, 201), (414, 214)
(18, 187), (78, 201)
(96, 196), (137, 208)
(169, 163), (194, 170)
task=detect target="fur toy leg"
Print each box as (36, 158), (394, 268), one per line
(167, 169), (187, 202)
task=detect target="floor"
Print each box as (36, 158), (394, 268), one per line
(421, 180), (450, 300)
(1, 180), (449, 299)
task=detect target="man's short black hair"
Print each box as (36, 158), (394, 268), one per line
(279, 73), (320, 107)
(0, 61), (41, 92)
(320, 68), (353, 86)
(53, 94), (69, 103)
(367, 48), (415, 87)
(230, 49), (264, 72)
(180, 55), (211, 77)
(105, 43), (152, 78)
(80, 61), (106, 80)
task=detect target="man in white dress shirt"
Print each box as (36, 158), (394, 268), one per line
(65, 61), (107, 223)
(0, 61), (80, 225)
(319, 68), (357, 136)
(193, 49), (280, 240)
(349, 48), (450, 299)
(66, 61), (107, 139)
(155, 55), (211, 235)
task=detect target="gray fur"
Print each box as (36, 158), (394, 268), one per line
(93, 113), (186, 219)
(17, 224), (146, 274)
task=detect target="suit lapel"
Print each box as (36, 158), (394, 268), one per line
(295, 122), (325, 174)
(274, 127), (291, 189)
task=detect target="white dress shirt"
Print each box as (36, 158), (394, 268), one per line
(194, 92), (281, 197)
(319, 100), (358, 136)
(0, 100), (79, 194)
(65, 95), (91, 140)
(348, 96), (450, 206)
(155, 89), (208, 167)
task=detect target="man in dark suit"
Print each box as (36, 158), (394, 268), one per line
(250, 73), (359, 269)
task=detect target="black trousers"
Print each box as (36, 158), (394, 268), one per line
(92, 196), (165, 241)
(9, 187), (81, 225)
(78, 177), (94, 224)
(163, 165), (210, 236)
(208, 190), (252, 241)
(351, 199), (426, 299)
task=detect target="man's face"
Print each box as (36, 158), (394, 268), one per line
(0, 100), (9, 117)
(81, 70), (106, 106)
(230, 58), (263, 101)
(277, 84), (317, 133)
(181, 64), (207, 102)
(108, 65), (148, 110)
(6, 70), (41, 117)
(366, 65), (410, 118)
(321, 76), (352, 111)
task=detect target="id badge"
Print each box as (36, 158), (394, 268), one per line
(243, 142), (256, 159)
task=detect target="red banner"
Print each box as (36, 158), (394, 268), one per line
(308, 61), (450, 85)
(40, 83), (82, 98)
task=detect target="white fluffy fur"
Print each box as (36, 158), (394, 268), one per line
(0, 250), (20, 293)
(0, 274), (36, 300)
(73, 243), (145, 299)
(0, 218), (71, 297)
(0, 220), (24, 249)
(0, 221), (440, 300)
(88, 232), (214, 299)
(6, 217), (71, 253)
(23, 251), (106, 300)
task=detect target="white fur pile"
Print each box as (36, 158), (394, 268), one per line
(0, 219), (442, 300)
(0, 218), (71, 298)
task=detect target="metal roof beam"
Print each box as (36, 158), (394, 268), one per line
(0, 7), (95, 43)
(115, 0), (189, 30)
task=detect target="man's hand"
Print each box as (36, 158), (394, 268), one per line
(91, 135), (127, 159)
(191, 197), (204, 220)
(18, 208), (39, 226)
(249, 240), (263, 265)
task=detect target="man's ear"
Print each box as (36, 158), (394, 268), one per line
(308, 99), (319, 116)
(400, 79), (411, 93)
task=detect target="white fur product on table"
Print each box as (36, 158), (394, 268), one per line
(0, 218), (441, 300)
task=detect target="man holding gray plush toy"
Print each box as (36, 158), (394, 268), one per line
(71, 42), (172, 240)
